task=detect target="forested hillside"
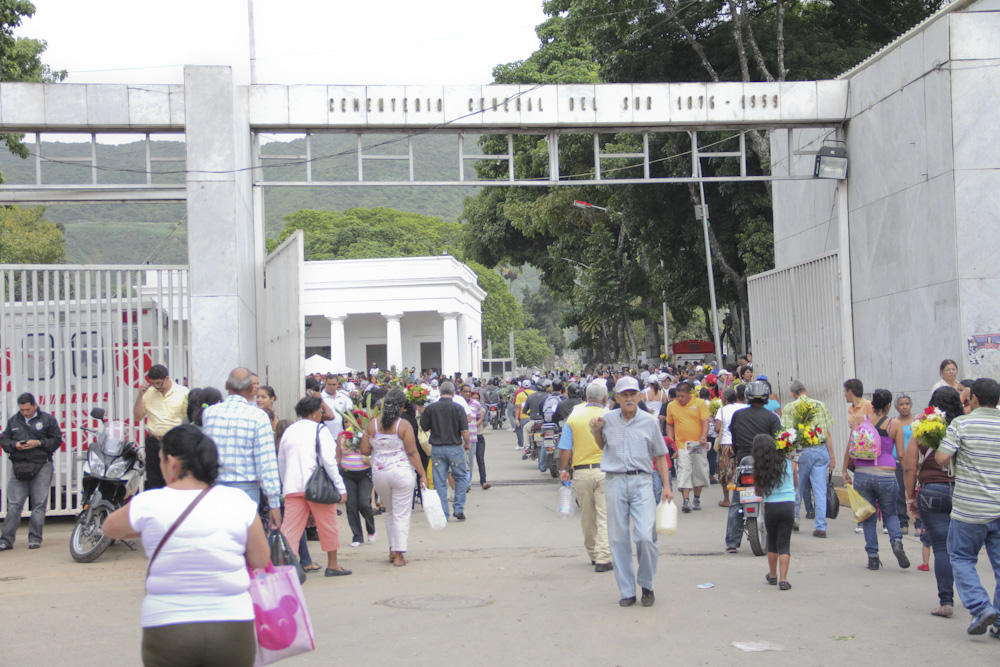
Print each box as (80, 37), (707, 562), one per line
(0, 133), (476, 264)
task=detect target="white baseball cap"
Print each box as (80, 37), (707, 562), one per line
(614, 376), (640, 393)
(522, 379), (532, 388)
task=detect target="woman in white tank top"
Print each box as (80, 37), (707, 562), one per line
(361, 389), (428, 566)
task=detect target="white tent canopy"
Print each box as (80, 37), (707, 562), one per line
(304, 354), (355, 376)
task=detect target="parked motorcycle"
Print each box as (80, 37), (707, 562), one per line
(70, 408), (144, 563)
(735, 455), (767, 557)
(486, 402), (505, 430)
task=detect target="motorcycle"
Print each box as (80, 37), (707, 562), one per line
(70, 408), (144, 563)
(486, 402), (505, 430)
(735, 455), (767, 557)
(530, 421), (562, 478)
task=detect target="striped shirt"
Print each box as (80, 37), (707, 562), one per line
(202, 394), (281, 509)
(599, 409), (667, 474)
(937, 407), (1000, 524)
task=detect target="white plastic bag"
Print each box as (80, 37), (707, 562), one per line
(656, 500), (678, 535)
(422, 486), (447, 531)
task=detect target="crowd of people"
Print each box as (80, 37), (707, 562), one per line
(3, 354), (1000, 664)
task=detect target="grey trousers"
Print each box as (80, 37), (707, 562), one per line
(1, 461), (53, 547)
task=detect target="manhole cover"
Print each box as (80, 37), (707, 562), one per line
(377, 594), (493, 610)
(0, 576), (25, 582)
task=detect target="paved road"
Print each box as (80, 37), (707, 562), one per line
(2, 426), (997, 665)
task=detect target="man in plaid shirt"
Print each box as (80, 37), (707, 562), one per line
(202, 367), (282, 529)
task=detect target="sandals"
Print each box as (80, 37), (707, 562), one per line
(392, 558), (408, 567)
(765, 572), (777, 585)
(718, 501), (730, 507)
(779, 581), (792, 591)
(931, 605), (953, 617)
(302, 563), (322, 573)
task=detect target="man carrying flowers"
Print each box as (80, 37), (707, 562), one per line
(781, 380), (835, 538)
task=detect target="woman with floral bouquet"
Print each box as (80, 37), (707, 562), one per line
(752, 434), (798, 590)
(337, 390), (381, 548)
(903, 386), (964, 618)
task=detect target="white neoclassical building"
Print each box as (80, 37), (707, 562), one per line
(302, 256), (486, 375)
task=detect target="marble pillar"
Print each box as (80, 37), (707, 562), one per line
(441, 312), (460, 375)
(384, 313), (403, 373)
(327, 315), (347, 370)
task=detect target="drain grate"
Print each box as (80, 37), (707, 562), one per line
(376, 594), (493, 610)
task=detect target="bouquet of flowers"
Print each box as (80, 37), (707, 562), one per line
(912, 406), (948, 450)
(775, 429), (798, 452)
(339, 394), (378, 452)
(708, 398), (722, 418)
(785, 397), (825, 448)
(405, 384), (430, 406)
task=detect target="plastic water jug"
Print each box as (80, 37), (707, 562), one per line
(557, 482), (573, 517)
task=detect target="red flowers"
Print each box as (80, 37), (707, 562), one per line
(924, 406), (936, 415)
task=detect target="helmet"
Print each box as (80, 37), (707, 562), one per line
(756, 374), (769, 382)
(744, 380), (771, 402)
(551, 379), (564, 393)
(567, 382), (582, 399)
(541, 379), (553, 389)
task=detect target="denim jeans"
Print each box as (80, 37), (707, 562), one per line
(605, 472), (658, 599)
(1, 461), (53, 546)
(725, 488), (744, 549)
(515, 417), (529, 448)
(947, 516), (1000, 618)
(853, 469), (902, 556)
(797, 447), (830, 531)
(432, 445), (467, 519)
(917, 482), (954, 606)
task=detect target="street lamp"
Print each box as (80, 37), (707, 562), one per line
(814, 144), (849, 180)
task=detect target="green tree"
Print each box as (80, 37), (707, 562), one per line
(494, 327), (553, 368)
(1, 2), (67, 164)
(467, 260), (524, 349)
(0, 205), (65, 263)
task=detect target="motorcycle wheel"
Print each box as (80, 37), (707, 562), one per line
(492, 416), (499, 430)
(548, 460), (560, 478)
(746, 510), (767, 557)
(70, 506), (114, 563)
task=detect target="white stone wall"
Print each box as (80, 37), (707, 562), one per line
(770, 0), (1000, 407)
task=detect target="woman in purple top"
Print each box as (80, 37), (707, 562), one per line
(843, 389), (909, 571)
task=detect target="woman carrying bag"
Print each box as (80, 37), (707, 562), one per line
(103, 425), (270, 667)
(278, 396), (350, 577)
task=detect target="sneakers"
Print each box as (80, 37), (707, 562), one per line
(917, 563), (930, 571)
(867, 557), (882, 570)
(989, 623), (1000, 639)
(855, 526), (864, 534)
(454, 513), (466, 521)
(641, 588), (655, 607)
(692, 498), (702, 511)
(367, 532), (377, 543)
(595, 562), (614, 573)
(28, 542), (40, 549)
(349, 541), (362, 548)
(682, 499), (692, 513)
(0, 542), (11, 552)
(967, 610), (999, 635)
(806, 512), (815, 519)
(619, 596), (637, 607)
(891, 539), (910, 569)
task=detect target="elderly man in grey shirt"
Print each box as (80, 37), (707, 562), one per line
(591, 376), (673, 608)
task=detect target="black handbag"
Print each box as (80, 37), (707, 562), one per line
(304, 424), (341, 505)
(268, 529), (307, 584)
(826, 470), (840, 519)
(11, 459), (46, 482)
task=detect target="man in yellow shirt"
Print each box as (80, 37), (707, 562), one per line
(513, 379), (534, 453)
(666, 381), (710, 513)
(133, 364), (189, 489)
(559, 380), (612, 572)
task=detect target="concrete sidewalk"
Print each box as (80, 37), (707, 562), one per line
(2, 427), (997, 665)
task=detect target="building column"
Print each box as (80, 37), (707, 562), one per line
(326, 315), (347, 370)
(384, 313), (403, 373)
(441, 312), (460, 375)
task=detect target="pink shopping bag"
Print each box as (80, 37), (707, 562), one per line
(249, 563), (316, 666)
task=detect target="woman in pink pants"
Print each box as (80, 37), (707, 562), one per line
(362, 389), (428, 566)
(278, 396), (349, 576)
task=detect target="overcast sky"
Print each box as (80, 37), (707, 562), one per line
(21, 0), (549, 86)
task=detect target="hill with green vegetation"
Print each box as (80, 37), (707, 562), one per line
(0, 134), (477, 265)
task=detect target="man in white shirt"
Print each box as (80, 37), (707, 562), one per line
(321, 374), (353, 437)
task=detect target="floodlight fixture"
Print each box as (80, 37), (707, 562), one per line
(814, 143), (849, 180)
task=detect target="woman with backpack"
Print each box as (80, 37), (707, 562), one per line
(842, 389), (910, 570)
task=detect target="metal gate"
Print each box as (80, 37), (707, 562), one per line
(747, 252), (850, 463)
(263, 231), (304, 423)
(1, 265), (189, 518)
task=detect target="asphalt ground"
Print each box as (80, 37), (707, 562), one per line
(2, 425), (998, 665)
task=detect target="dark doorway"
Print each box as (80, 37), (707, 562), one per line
(420, 342), (441, 374)
(366, 344), (387, 372)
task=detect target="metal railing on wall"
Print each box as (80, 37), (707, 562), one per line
(1, 265), (189, 518)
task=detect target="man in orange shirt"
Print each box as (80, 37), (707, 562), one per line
(845, 378), (873, 430)
(666, 382), (710, 513)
